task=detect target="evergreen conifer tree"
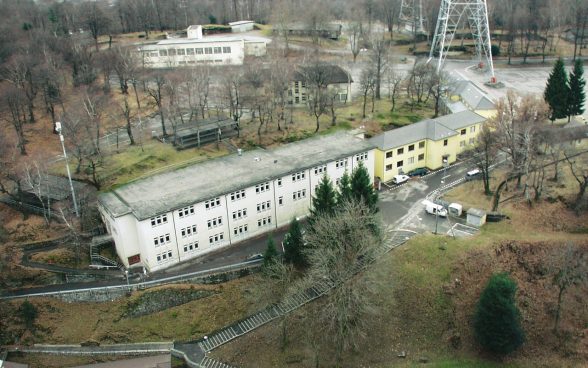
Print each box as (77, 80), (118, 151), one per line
(568, 59), (586, 118)
(283, 218), (306, 268)
(474, 273), (525, 355)
(544, 58), (570, 121)
(310, 174), (338, 219)
(350, 161), (378, 212)
(336, 170), (353, 204)
(262, 236), (279, 269)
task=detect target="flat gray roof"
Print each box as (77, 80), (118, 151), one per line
(99, 133), (374, 221)
(369, 111), (486, 151)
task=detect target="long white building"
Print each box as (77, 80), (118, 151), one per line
(98, 133), (375, 272)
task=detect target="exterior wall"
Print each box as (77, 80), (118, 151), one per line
(378, 139), (428, 182)
(474, 109), (497, 119)
(231, 23), (255, 32)
(425, 136), (459, 170)
(103, 149), (375, 272)
(288, 81), (351, 106)
(455, 123), (482, 154)
(141, 39), (245, 68)
(244, 41), (267, 56)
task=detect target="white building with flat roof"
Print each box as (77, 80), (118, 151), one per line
(98, 133), (375, 272)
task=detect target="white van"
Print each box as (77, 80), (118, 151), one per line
(465, 169), (481, 181)
(422, 200), (448, 217)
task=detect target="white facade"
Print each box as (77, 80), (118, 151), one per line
(98, 134), (375, 273)
(140, 38), (245, 68)
(229, 20), (255, 33)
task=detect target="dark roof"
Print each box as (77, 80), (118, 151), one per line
(293, 64), (353, 84)
(22, 175), (90, 201)
(174, 118), (234, 139)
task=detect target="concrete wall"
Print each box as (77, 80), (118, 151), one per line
(141, 39), (245, 68)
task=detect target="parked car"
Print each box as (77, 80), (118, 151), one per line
(392, 174), (410, 185)
(465, 168), (481, 181)
(246, 253), (264, 261)
(407, 167), (429, 177)
(422, 200), (448, 217)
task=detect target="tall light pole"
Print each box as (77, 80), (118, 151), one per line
(54, 122), (80, 218)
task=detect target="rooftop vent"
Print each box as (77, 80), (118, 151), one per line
(254, 157), (260, 162)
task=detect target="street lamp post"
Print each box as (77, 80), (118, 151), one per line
(54, 122), (80, 218)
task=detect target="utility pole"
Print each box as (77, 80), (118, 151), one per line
(54, 122), (80, 218)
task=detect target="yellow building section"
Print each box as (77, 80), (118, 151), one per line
(369, 111), (487, 183)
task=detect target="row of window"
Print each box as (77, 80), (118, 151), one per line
(156, 46), (232, 57)
(314, 165), (327, 175)
(258, 216), (272, 227)
(255, 182), (270, 193)
(230, 189), (246, 201)
(234, 224), (248, 236)
(180, 225), (197, 238)
(207, 216), (223, 229)
(232, 208), (247, 220)
(257, 200), (271, 212)
(154, 233), (171, 247)
(460, 138), (476, 147)
(205, 197), (221, 209)
(335, 159), (348, 169)
(293, 189), (307, 201)
(386, 141), (425, 159)
(460, 126), (476, 135)
(156, 250), (173, 263)
(385, 154), (425, 171)
(356, 152), (368, 161)
(209, 232), (224, 244)
(183, 241), (199, 253)
(292, 171), (306, 182)
(150, 214), (168, 227)
(178, 205), (195, 218)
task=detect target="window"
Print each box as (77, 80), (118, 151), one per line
(150, 214), (168, 227)
(470, 125), (476, 133)
(339, 94), (347, 101)
(407, 157), (415, 164)
(230, 189), (246, 201)
(183, 241), (199, 253)
(292, 189), (307, 201)
(443, 139), (448, 146)
(168, 49), (177, 56)
(153, 233), (171, 247)
(335, 159), (348, 169)
(419, 141), (425, 149)
(232, 208), (247, 220)
(469, 138), (475, 145)
(418, 153), (425, 161)
(408, 144), (414, 152)
(397, 148), (404, 155)
(277, 178), (282, 187)
(386, 164), (393, 171)
(386, 151), (393, 158)
(295, 96), (299, 103)
(278, 196), (283, 206)
(178, 205), (195, 218)
(177, 49), (186, 55)
(209, 233), (224, 244)
(207, 216), (223, 229)
(205, 197), (221, 210)
(205, 47), (212, 54)
(233, 224), (248, 236)
(291, 171), (306, 182)
(397, 160), (403, 168)
(196, 48), (203, 54)
(186, 48), (195, 55)
(223, 46), (231, 53)
(159, 50), (168, 57)
(257, 216), (272, 227)
(257, 200), (271, 212)
(314, 165), (327, 175)
(180, 225), (197, 238)
(150, 52), (158, 57)
(460, 140), (466, 147)
(255, 182), (270, 194)
(214, 47), (222, 54)
(460, 128), (466, 135)
(355, 152), (368, 161)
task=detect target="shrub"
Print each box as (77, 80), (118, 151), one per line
(474, 273), (524, 355)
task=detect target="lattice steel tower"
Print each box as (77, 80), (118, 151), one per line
(429, 0), (495, 80)
(399, 0), (426, 34)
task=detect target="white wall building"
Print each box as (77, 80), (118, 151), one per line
(229, 20), (255, 33)
(98, 133), (375, 272)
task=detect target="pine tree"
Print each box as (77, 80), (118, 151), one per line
(283, 218), (306, 268)
(474, 273), (525, 355)
(544, 58), (570, 122)
(310, 174), (337, 219)
(263, 236), (279, 269)
(568, 59), (586, 118)
(350, 161), (378, 213)
(336, 170), (352, 204)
